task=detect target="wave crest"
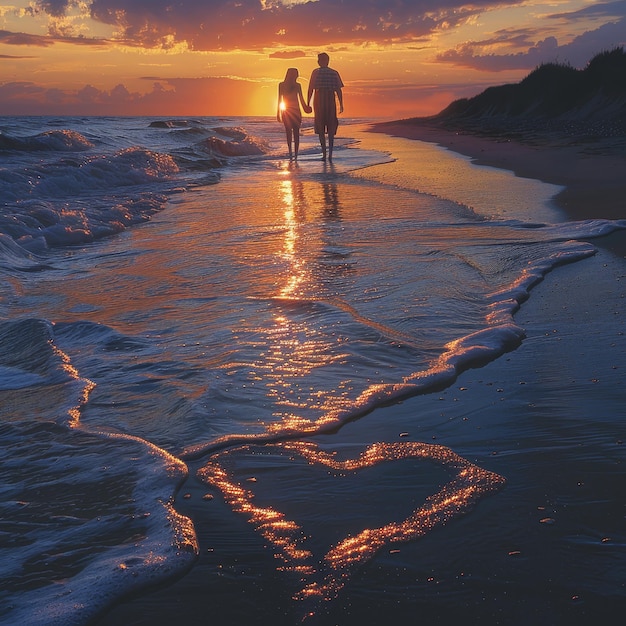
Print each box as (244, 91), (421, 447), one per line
(195, 126), (270, 159)
(0, 129), (94, 152)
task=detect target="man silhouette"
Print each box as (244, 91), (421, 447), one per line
(307, 53), (344, 162)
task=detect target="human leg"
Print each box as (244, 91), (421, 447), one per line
(293, 127), (300, 159)
(283, 110), (301, 159)
(318, 133), (327, 160)
(328, 133), (335, 162)
(283, 123), (293, 157)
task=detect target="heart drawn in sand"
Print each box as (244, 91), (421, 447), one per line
(198, 440), (505, 608)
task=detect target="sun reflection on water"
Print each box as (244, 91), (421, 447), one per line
(248, 171), (359, 433)
(194, 168), (507, 616)
(278, 178), (308, 300)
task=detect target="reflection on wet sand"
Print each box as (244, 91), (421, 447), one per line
(264, 168), (353, 429)
(198, 440), (505, 615)
(195, 164), (504, 618)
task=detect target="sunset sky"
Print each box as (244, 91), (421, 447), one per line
(0, 1), (624, 118)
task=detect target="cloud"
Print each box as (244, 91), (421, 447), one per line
(437, 17), (626, 71)
(0, 29), (55, 47)
(549, 0), (626, 21)
(0, 76), (266, 116)
(34, 1), (75, 18)
(269, 50), (307, 59)
(0, 27), (109, 48)
(0, 67), (490, 118)
(0, 54), (38, 59)
(0, 79), (161, 115)
(29, 0), (521, 50)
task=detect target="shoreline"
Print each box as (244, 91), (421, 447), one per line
(369, 119), (626, 256)
(94, 124), (626, 626)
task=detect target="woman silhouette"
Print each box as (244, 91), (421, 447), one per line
(277, 68), (311, 159)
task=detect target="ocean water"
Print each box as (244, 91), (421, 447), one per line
(1, 116), (625, 625)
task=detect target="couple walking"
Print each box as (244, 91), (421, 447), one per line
(277, 52), (344, 161)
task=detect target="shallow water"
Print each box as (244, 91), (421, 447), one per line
(1, 117), (624, 625)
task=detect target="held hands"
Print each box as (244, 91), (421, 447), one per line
(303, 104), (312, 114)
(339, 105), (344, 114)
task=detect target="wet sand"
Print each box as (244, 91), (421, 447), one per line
(96, 126), (626, 626)
(370, 119), (626, 256)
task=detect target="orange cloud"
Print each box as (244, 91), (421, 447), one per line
(0, 76), (267, 116)
(3, 1), (625, 117)
(269, 50), (307, 59)
(0, 72), (478, 118)
(57, 0), (515, 50)
(0, 28), (108, 47)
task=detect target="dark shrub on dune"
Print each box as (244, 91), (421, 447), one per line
(435, 47), (626, 133)
(517, 63), (581, 116)
(584, 47), (626, 95)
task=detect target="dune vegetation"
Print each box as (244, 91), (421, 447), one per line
(429, 48), (626, 142)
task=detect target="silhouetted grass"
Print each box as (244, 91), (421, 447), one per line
(435, 48), (626, 137)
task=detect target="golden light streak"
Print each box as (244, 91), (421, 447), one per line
(200, 460), (313, 564)
(240, 174), (354, 435)
(278, 178), (306, 299)
(199, 440), (505, 608)
(48, 341), (96, 428)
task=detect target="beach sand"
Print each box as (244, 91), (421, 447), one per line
(96, 124), (626, 625)
(370, 119), (626, 256)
